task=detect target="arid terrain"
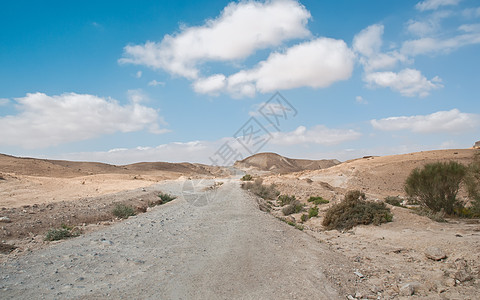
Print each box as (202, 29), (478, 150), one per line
(1, 149), (479, 299)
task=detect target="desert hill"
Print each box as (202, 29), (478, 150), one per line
(0, 153), (225, 178)
(234, 152), (340, 174)
(264, 149), (478, 202)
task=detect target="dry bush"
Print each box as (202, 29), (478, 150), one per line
(241, 178), (280, 200)
(323, 190), (392, 230)
(282, 200), (303, 215)
(278, 194), (296, 206)
(112, 204), (136, 219)
(240, 174), (253, 181)
(385, 196), (404, 207)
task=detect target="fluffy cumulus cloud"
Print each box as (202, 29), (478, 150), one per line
(195, 38), (355, 97)
(119, 0), (311, 79)
(270, 125), (361, 146)
(0, 92), (168, 148)
(415, 0), (460, 11)
(365, 68), (442, 97)
(371, 109), (480, 133)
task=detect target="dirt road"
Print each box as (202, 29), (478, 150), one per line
(0, 179), (358, 299)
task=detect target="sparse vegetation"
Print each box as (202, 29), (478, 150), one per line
(385, 196), (404, 207)
(409, 207), (446, 222)
(158, 192), (176, 203)
(308, 206), (319, 218)
(241, 178), (280, 200)
(307, 196), (329, 205)
(148, 192), (177, 207)
(45, 224), (79, 241)
(404, 161), (467, 215)
(322, 190), (393, 230)
(278, 194), (296, 206)
(112, 203), (136, 219)
(282, 200), (304, 215)
(301, 214), (308, 222)
(240, 174), (253, 181)
(465, 152), (480, 217)
(277, 217), (304, 230)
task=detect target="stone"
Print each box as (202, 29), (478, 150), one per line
(0, 216), (11, 223)
(445, 278), (456, 287)
(425, 246), (447, 261)
(399, 282), (421, 296)
(454, 270), (472, 283)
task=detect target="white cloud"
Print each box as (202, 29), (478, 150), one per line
(353, 24), (408, 72)
(270, 125), (361, 146)
(355, 96), (368, 104)
(195, 38), (355, 97)
(353, 24), (384, 57)
(119, 0), (311, 79)
(193, 74), (227, 95)
(148, 80), (165, 87)
(135, 71), (142, 78)
(371, 109), (480, 133)
(0, 98), (9, 106)
(406, 20), (439, 36)
(0, 92), (168, 149)
(415, 0), (460, 11)
(365, 68), (442, 97)
(401, 29), (480, 55)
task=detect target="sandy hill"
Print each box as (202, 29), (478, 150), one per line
(234, 152), (340, 174)
(266, 149), (478, 201)
(0, 153), (225, 178)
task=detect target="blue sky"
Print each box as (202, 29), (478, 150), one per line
(0, 0), (479, 165)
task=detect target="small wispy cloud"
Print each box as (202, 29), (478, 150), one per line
(0, 98), (9, 106)
(355, 96), (368, 104)
(148, 80), (165, 87)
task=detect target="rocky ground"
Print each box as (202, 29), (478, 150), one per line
(1, 149), (479, 299)
(1, 180), (364, 299)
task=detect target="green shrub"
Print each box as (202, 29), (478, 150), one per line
(465, 152), (480, 217)
(241, 178), (280, 200)
(308, 206), (319, 218)
(278, 194), (296, 206)
(45, 224), (79, 241)
(322, 190), (393, 230)
(240, 174), (253, 181)
(307, 196), (329, 205)
(385, 196), (404, 207)
(112, 204), (136, 219)
(301, 214), (308, 222)
(158, 192), (176, 203)
(405, 161), (467, 215)
(282, 200), (304, 215)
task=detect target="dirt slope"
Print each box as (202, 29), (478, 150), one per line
(234, 152), (340, 174)
(267, 149), (477, 201)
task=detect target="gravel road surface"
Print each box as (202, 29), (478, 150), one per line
(1, 179), (352, 299)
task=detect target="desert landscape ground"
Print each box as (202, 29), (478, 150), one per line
(1, 149), (479, 299)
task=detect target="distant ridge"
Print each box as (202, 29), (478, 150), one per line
(0, 153), (225, 178)
(234, 152), (340, 174)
